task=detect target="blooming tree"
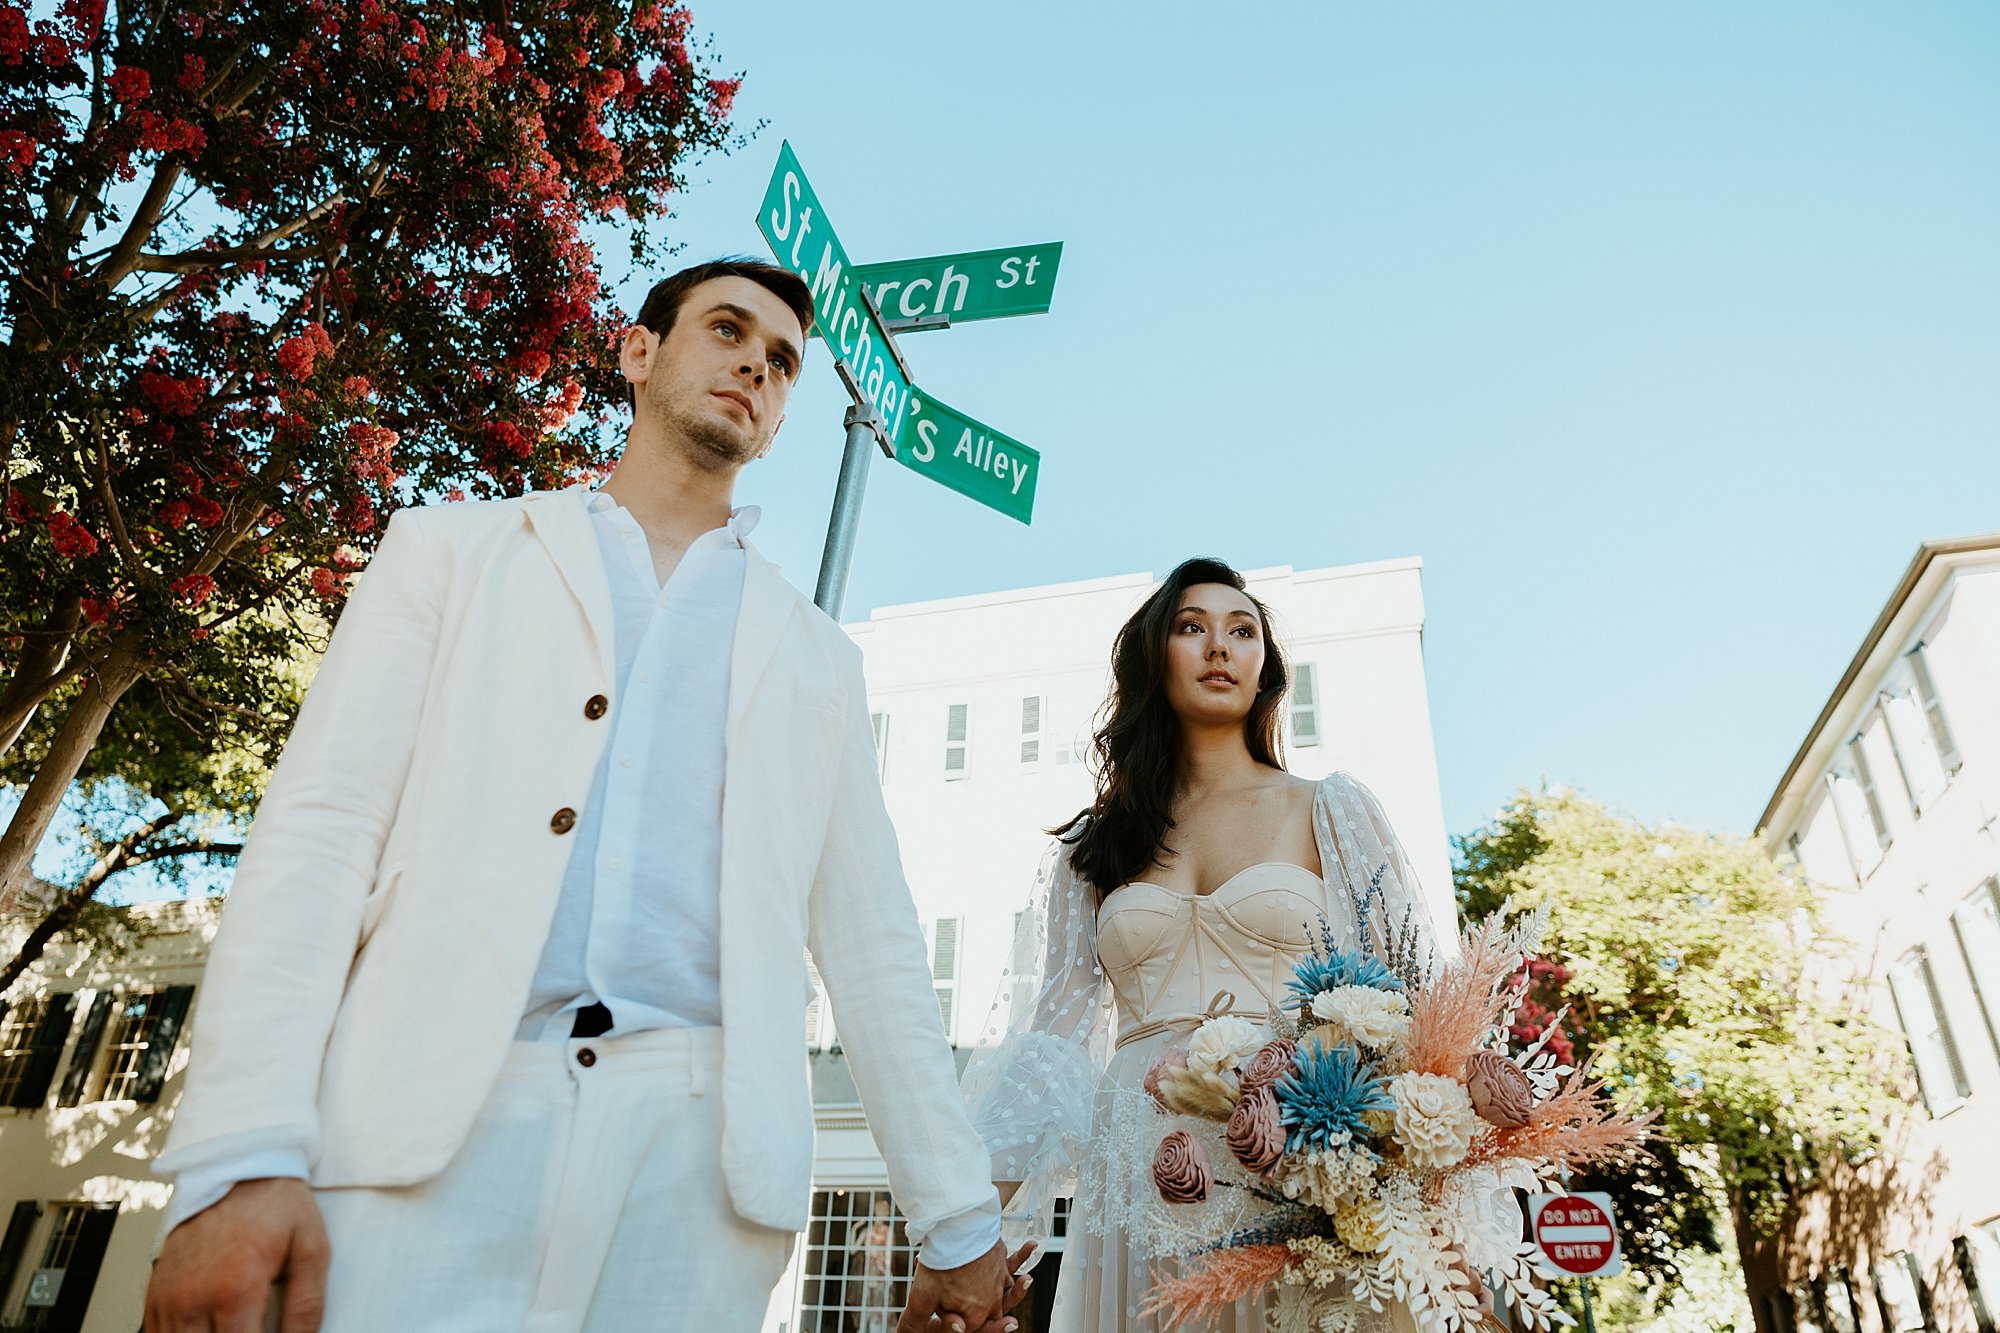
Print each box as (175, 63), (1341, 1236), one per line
(1453, 788), (1908, 1305)
(0, 0), (742, 985)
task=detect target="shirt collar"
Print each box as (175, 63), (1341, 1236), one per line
(586, 491), (759, 548)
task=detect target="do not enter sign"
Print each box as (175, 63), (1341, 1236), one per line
(1529, 1192), (1624, 1279)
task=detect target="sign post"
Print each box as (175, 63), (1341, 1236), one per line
(755, 142), (1053, 615)
(1529, 1191), (1622, 1333)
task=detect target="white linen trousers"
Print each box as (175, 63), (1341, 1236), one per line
(295, 1027), (792, 1332)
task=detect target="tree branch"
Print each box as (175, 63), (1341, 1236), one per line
(90, 412), (143, 571)
(94, 160), (189, 290)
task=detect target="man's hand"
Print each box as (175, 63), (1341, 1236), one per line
(897, 1240), (1035, 1333)
(146, 1178), (330, 1333)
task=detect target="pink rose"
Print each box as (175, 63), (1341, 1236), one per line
(1226, 1086), (1285, 1175)
(1145, 1047), (1190, 1112)
(1152, 1130), (1213, 1204)
(1238, 1038), (1298, 1096)
(1464, 1050), (1535, 1129)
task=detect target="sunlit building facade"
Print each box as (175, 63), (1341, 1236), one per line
(1753, 534), (2000, 1333)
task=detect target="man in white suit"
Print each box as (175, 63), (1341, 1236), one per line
(144, 259), (1025, 1333)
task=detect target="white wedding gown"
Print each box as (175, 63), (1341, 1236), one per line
(962, 772), (1437, 1333)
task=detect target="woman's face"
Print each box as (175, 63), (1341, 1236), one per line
(1162, 582), (1267, 728)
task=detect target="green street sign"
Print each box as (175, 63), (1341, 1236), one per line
(855, 242), (1063, 327)
(904, 389), (1038, 525)
(757, 141), (914, 450)
(756, 142), (1041, 527)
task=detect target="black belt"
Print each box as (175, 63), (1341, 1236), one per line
(570, 1002), (614, 1039)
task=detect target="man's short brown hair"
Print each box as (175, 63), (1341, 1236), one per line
(633, 256), (816, 343)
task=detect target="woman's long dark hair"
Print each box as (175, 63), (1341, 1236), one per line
(1052, 557), (1289, 898)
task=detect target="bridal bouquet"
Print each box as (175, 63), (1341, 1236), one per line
(1135, 883), (1652, 1333)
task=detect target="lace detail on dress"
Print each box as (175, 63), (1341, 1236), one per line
(959, 838), (1115, 1253)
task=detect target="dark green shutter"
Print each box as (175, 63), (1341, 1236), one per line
(10, 993), (76, 1109)
(56, 992), (114, 1107)
(43, 1204), (116, 1333)
(132, 985), (194, 1103)
(0, 1200), (40, 1311)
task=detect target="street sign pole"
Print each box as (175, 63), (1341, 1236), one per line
(814, 362), (888, 618)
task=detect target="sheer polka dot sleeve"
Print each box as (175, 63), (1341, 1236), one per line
(959, 837), (1114, 1253)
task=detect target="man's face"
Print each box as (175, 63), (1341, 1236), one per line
(624, 275), (805, 472)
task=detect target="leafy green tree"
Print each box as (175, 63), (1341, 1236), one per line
(1454, 787), (1907, 1301)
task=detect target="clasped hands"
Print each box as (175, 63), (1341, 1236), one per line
(896, 1239), (1037, 1333)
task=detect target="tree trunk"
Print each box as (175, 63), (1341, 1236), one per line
(0, 596), (84, 759)
(0, 642), (145, 913)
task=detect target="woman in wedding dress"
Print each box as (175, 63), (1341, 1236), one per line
(962, 558), (1439, 1333)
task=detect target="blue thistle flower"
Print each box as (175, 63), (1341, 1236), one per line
(1273, 1041), (1395, 1153)
(1285, 912), (1404, 1014)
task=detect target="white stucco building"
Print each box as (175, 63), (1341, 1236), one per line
(0, 898), (214, 1333)
(1753, 534), (2000, 1333)
(773, 556), (1454, 1333)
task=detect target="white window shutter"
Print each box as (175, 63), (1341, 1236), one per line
(1909, 645), (1963, 774)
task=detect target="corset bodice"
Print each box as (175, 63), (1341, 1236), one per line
(1096, 862), (1329, 1046)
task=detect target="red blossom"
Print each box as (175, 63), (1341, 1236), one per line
(346, 421), (400, 481)
(79, 596), (115, 625)
(47, 509), (100, 558)
(0, 129), (36, 175)
(170, 572), (216, 605)
(275, 322), (335, 379)
(138, 370), (206, 416)
(705, 76), (739, 117)
(107, 64), (151, 104)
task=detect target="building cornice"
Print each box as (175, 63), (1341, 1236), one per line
(1757, 532), (2000, 837)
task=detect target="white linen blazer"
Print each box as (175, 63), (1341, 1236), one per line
(161, 486), (996, 1236)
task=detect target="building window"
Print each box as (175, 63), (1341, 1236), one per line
(869, 711), (891, 783)
(6, 1202), (117, 1329)
(1848, 736), (1892, 850)
(944, 703), (969, 781)
(796, 1188), (917, 1333)
(1873, 1250), (1932, 1331)
(1908, 645), (1963, 776)
(0, 999), (48, 1106)
(1887, 948), (1971, 1115)
(1019, 695), (1047, 767)
(1290, 662), (1320, 748)
(1819, 1269), (1862, 1333)
(927, 918), (961, 1040)
(1955, 879), (2000, 1060)
(1956, 1222), (2000, 1333)
(56, 986), (193, 1107)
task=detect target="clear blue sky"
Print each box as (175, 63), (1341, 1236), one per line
(629, 2), (2000, 841)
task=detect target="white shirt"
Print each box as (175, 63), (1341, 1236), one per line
(164, 494), (999, 1267)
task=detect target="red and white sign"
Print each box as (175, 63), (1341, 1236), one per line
(1528, 1192), (1624, 1278)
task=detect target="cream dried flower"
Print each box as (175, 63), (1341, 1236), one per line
(1308, 985), (1411, 1050)
(1187, 1014), (1265, 1073)
(1156, 1059), (1240, 1119)
(1332, 1194), (1391, 1254)
(1276, 1139), (1380, 1212)
(1387, 1071), (1481, 1170)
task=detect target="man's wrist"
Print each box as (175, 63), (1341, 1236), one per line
(916, 1198), (1003, 1270)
